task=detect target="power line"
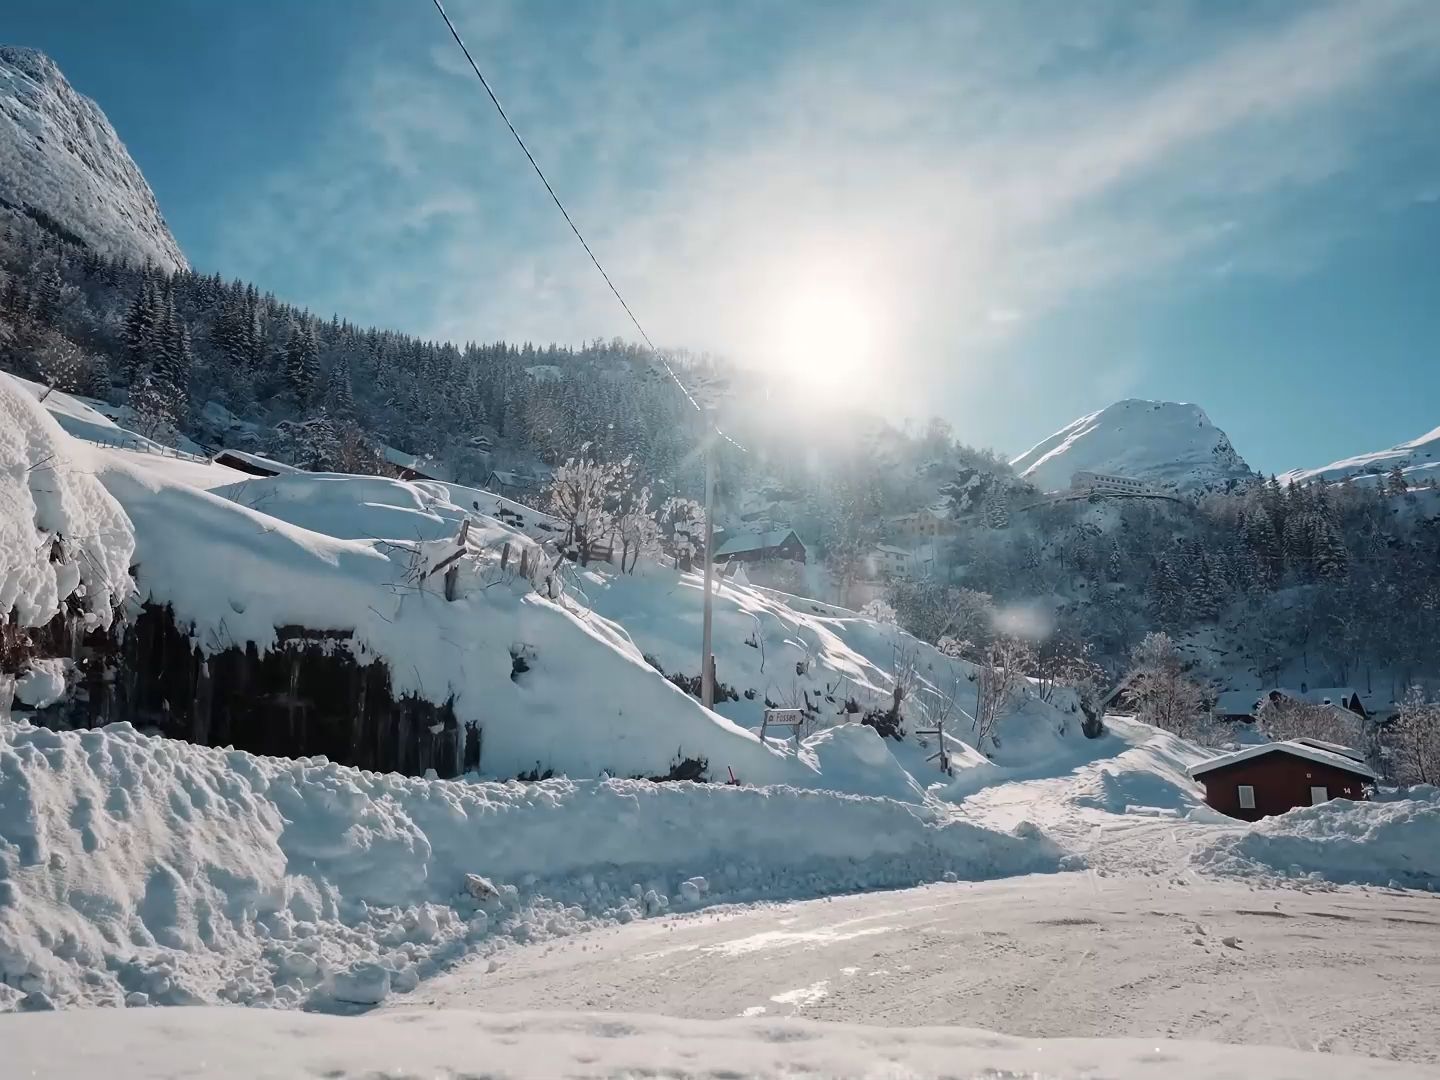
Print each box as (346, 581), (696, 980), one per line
(427, 0), (743, 451)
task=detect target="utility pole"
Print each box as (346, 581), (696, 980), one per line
(700, 425), (717, 710)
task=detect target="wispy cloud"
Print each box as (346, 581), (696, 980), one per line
(218, 0), (1440, 416)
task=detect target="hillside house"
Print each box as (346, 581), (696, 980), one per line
(870, 543), (916, 580)
(714, 529), (807, 565)
(1189, 740), (1376, 820)
(1070, 471), (1154, 496)
(1215, 686), (1369, 724)
(211, 448), (298, 478)
(483, 469), (550, 502)
(377, 443), (450, 483)
(885, 504), (956, 540)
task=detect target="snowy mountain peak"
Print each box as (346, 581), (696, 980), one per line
(1010, 398), (1254, 494)
(0, 45), (186, 272)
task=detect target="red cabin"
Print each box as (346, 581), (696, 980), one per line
(1189, 739), (1376, 821)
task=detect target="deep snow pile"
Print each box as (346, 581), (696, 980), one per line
(0, 719), (1063, 1011)
(0, 374), (133, 640)
(0, 47), (186, 271)
(1191, 787), (1440, 890)
(1010, 398), (1253, 493)
(7, 1008), (1424, 1080)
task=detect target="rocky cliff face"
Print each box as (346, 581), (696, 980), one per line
(0, 45), (186, 271)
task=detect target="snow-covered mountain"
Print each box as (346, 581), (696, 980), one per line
(1279, 424), (1440, 487)
(1010, 399), (1254, 494)
(0, 45), (185, 272)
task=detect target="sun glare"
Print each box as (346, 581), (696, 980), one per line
(771, 278), (878, 402)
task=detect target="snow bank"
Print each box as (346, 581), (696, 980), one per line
(6, 1007), (1420, 1079)
(0, 719), (1064, 1010)
(1191, 788), (1440, 889)
(0, 373), (134, 631)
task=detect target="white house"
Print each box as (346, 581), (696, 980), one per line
(1070, 471), (1154, 496)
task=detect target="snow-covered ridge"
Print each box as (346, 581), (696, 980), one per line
(0, 46), (185, 271)
(1011, 398), (1254, 494)
(1280, 423), (1440, 487)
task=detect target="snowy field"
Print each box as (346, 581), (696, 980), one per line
(403, 873), (1440, 1064)
(8, 1005), (1435, 1080)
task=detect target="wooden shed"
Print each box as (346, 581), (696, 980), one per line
(1189, 739), (1377, 821)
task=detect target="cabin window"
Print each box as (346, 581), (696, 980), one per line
(1237, 785), (1256, 810)
(1310, 786), (1329, 805)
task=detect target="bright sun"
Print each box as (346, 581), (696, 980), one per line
(771, 279), (878, 401)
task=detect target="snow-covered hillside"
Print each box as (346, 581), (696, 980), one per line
(2, 372), (1087, 791)
(0, 46), (185, 271)
(1010, 399), (1253, 494)
(1280, 424), (1440, 487)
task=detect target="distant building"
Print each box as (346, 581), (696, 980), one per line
(212, 448), (298, 478)
(483, 469), (550, 502)
(1070, 471), (1153, 496)
(885, 504), (956, 539)
(377, 443), (449, 483)
(1214, 686), (1368, 724)
(870, 543), (916, 580)
(714, 529), (807, 565)
(1189, 740), (1376, 820)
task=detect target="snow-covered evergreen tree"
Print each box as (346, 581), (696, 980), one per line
(284, 321), (319, 409)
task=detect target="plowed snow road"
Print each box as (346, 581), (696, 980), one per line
(400, 872), (1440, 1064)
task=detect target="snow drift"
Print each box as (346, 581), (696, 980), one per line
(0, 373), (133, 654)
(1010, 398), (1253, 494)
(1191, 787), (1440, 889)
(0, 719), (1064, 1011)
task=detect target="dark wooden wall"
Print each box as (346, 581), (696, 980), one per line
(27, 605), (462, 779)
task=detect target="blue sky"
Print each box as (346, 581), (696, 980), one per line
(10, 0), (1440, 474)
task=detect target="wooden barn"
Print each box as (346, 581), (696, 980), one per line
(1189, 739), (1377, 821)
(713, 529), (808, 565)
(211, 448), (298, 478)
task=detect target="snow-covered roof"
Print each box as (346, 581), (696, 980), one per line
(377, 443), (449, 480)
(888, 504), (950, 523)
(1189, 740), (1377, 781)
(1214, 689), (1264, 716)
(714, 529), (803, 557)
(1301, 687), (1364, 708)
(212, 448), (298, 476)
(875, 544), (911, 556)
(1291, 737), (1368, 763)
(486, 469), (541, 488)
(1215, 686), (1364, 717)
